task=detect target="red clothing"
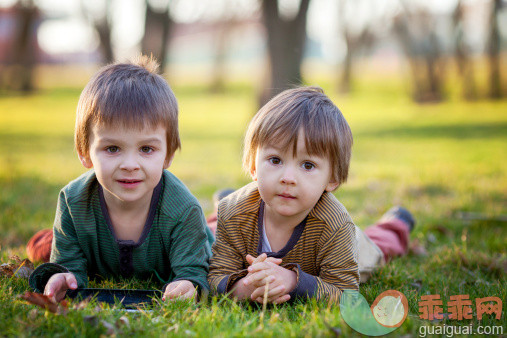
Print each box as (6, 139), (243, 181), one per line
(206, 212), (217, 235)
(364, 219), (410, 261)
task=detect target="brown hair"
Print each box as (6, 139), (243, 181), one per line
(75, 55), (180, 160)
(243, 86), (352, 187)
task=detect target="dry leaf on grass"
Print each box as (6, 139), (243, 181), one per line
(0, 257), (35, 278)
(19, 292), (68, 315)
(0, 264), (15, 277)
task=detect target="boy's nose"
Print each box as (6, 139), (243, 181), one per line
(119, 154), (140, 171)
(280, 167), (296, 185)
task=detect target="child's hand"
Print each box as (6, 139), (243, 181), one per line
(44, 272), (77, 303)
(163, 280), (196, 301)
(231, 253), (281, 300)
(245, 253), (282, 266)
(244, 261), (296, 304)
(243, 253), (282, 290)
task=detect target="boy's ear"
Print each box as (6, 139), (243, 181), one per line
(78, 153), (93, 169)
(250, 167), (257, 181)
(164, 153), (175, 168)
(325, 180), (340, 192)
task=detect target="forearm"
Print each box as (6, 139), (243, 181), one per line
(50, 190), (89, 288)
(169, 205), (212, 292)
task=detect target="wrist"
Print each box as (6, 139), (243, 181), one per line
(285, 269), (298, 293)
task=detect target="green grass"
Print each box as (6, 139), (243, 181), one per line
(0, 77), (506, 336)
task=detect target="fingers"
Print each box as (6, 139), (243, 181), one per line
(64, 273), (78, 290)
(247, 261), (274, 274)
(245, 254), (256, 265)
(181, 288), (196, 300)
(272, 294), (291, 304)
(254, 292), (290, 304)
(163, 280), (196, 301)
(246, 253), (282, 267)
(244, 268), (276, 286)
(251, 283), (286, 301)
(246, 253), (268, 266)
(44, 273), (76, 303)
(265, 257), (282, 265)
(164, 282), (186, 300)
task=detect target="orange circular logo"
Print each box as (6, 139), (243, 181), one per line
(370, 290), (409, 328)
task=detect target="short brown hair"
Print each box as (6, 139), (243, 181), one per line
(243, 86), (352, 187)
(75, 55), (180, 160)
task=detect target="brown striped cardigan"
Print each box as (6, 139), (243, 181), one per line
(208, 182), (359, 303)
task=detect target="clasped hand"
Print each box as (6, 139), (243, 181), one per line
(241, 253), (296, 304)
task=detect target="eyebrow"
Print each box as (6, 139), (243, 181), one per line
(139, 138), (163, 144)
(263, 143), (285, 151)
(263, 143), (322, 159)
(98, 137), (163, 144)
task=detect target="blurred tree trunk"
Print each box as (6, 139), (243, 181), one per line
(210, 19), (237, 93)
(393, 8), (444, 103)
(81, 0), (114, 64)
(338, 0), (375, 93)
(452, 0), (476, 100)
(6, 0), (38, 92)
(141, 0), (173, 74)
(487, 0), (502, 99)
(95, 18), (114, 63)
(339, 29), (374, 93)
(259, 0), (310, 106)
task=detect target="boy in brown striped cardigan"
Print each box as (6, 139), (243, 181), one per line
(208, 87), (359, 304)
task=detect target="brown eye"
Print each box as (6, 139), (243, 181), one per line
(302, 162), (315, 170)
(106, 146), (119, 153)
(140, 146), (153, 153)
(269, 157), (281, 165)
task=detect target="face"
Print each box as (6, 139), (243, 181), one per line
(252, 129), (339, 226)
(79, 123), (172, 208)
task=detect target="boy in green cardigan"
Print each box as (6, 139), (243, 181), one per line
(29, 56), (212, 302)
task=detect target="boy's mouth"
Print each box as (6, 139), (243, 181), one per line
(117, 179), (142, 186)
(278, 193), (296, 199)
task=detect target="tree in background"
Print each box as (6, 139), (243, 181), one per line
(1, 0), (38, 92)
(393, 4), (445, 103)
(452, 0), (477, 100)
(487, 0), (503, 99)
(81, 0), (114, 64)
(336, 0), (380, 93)
(259, 0), (310, 106)
(141, 0), (173, 74)
(201, 0), (258, 93)
(209, 1), (247, 93)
